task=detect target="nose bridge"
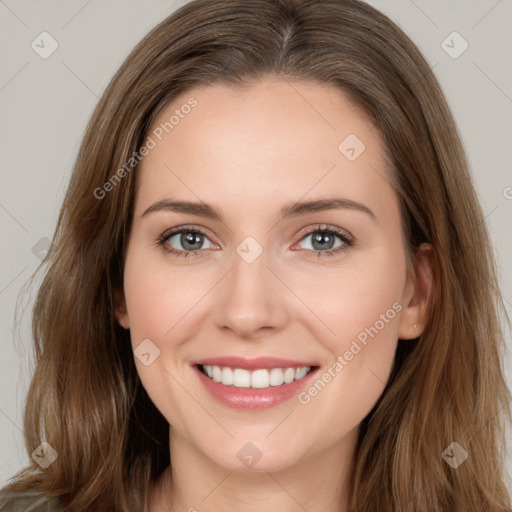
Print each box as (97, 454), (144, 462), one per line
(214, 235), (287, 337)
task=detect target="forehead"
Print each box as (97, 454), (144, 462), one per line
(134, 79), (394, 219)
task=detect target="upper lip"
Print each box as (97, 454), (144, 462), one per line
(191, 356), (318, 370)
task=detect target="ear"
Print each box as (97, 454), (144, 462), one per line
(114, 287), (130, 330)
(398, 243), (435, 340)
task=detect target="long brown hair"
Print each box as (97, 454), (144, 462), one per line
(1, 0), (510, 510)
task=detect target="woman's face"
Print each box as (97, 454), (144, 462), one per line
(116, 79), (426, 472)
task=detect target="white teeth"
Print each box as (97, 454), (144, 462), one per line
(269, 368), (284, 386)
(251, 369), (269, 389)
(212, 366), (222, 382)
(295, 367), (309, 380)
(233, 368), (251, 388)
(201, 365), (312, 389)
(221, 367), (234, 385)
(283, 368), (295, 384)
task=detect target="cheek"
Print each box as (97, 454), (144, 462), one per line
(121, 252), (206, 427)
(288, 248), (406, 409)
(122, 250), (206, 341)
(289, 251), (405, 350)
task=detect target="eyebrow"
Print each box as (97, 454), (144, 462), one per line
(141, 197), (376, 221)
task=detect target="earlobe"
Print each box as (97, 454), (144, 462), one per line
(398, 243), (435, 340)
(114, 288), (130, 330)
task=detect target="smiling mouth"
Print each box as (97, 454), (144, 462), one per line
(197, 364), (318, 389)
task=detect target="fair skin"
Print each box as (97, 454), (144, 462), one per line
(115, 78), (433, 512)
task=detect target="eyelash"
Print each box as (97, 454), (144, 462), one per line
(156, 224), (354, 259)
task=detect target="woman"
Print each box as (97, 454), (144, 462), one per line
(1, 0), (510, 510)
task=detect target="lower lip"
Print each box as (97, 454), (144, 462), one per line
(193, 365), (319, 410)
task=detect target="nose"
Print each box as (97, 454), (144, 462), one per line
(213, 243), (289, 341)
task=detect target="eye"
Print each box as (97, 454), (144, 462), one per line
(157, 225), (217, 258)
(157, 224), (354, 259)
(293, 224), (354, 258)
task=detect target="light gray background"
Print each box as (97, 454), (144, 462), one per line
(1, 0), (511, 490)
